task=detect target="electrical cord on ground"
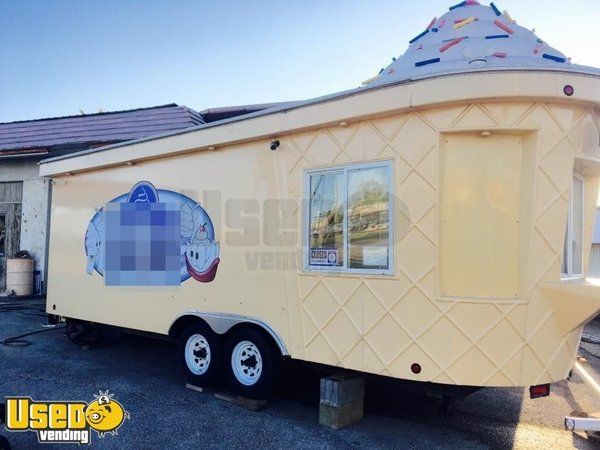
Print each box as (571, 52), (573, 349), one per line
(579, 333), (600, 359)
(2, 302), (109, 349)
(2, 322), (109, 349)
(0, 299), (47, 317)
(1, 325), (65, 347)
(580, 346), (600, 360)
(582, 333), (600, 345)
(65, 321), (109, 349)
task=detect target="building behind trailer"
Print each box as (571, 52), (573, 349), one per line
(0, 103), (290, 294)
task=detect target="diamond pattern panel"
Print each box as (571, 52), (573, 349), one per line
(519, 105), (564, 157)
(390, 114), (437, 166)
(568, 112), (600, 157)
(547, 104), (586, 132)
(373, 114), (408, 140)
(453, 105), (498, 129)
(397, 172), (435, 223)
(448, 347), (497, 386)
(539, 137), (575, 192)
(447, 302), (504, 341)
(391, 288), (441, 338)
(419, 317), (471, 371)
(535, 197), (568, 254)
(328, 123), (358, 148)
(364, 314), (411, 366)
(302, 281), (339, 330)
(345, 123), (387, 160)
(364, 276), (412, 309)
(304, 131), (340, 165)
(396, 228), (436, 283)
(480, 103), (533, 126)
(289, 103), (597, 386)
(534, 170), (562, 219)
(322, 310), (362, 360)
(478, 320), (523, 368)
(421, 105), (466, 129)
(416, 148), (437, 186)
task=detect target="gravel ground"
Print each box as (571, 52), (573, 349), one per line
(1, 299), (600, 449)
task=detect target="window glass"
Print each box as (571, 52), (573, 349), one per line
(562, 226), (569, 275)
(563, 175), (584, 278)
(308, 172), (344, 267)
(306, 161), (392, 273)
(572, 176), (584, 275)
(348, 167), (390, 269)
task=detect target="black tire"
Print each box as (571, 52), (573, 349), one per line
(223, 327), (280, 399)
(179, 322), (221, 387)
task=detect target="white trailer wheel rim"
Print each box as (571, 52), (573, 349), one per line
(185, 334), (211, 375)
(231, 340), (263, 386)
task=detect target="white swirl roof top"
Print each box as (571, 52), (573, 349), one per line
(368, 1), (599, 86)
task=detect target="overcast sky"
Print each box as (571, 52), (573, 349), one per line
(1, 0), (598, 122)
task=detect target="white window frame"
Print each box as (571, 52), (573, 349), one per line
(562, 173), (584, 279)
(303, 160), (394, 275)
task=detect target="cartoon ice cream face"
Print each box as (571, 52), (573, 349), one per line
(84, 217), (104, 275)
(84, 182), (220, 284)
(185, 223), (220, 282)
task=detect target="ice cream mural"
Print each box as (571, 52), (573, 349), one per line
(182, 204), (221, 282)
(84, 181), (220, 285)
(84, 215), (104, 275)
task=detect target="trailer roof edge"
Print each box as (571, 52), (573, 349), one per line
(39, 69), (600, 177)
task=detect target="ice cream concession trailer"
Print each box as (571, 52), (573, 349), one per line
(40, 2), (600, 400)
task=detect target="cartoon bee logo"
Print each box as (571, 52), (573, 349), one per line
(85, 391), (130, 437)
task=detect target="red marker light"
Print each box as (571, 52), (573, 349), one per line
(411, 363), (422, 374)
(563, 85), (574, 96)
(529, 383), (550, 398)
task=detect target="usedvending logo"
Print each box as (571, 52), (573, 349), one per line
(5, 391), (129, 444)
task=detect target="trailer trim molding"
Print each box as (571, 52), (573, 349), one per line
(170, 311), (290, 356)
(39, 71), (600, 178)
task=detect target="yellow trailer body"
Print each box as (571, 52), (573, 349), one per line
(41, 4), (600, 392)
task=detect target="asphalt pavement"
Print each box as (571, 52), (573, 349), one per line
(1, 298), (600, 449)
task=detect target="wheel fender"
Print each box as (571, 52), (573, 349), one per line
(169, 311), (289, 356)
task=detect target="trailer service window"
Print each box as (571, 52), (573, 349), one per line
(562, 174), (584, 279)
(305, 161), (392, 274)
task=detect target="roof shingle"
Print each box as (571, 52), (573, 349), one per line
(0, 104), (203, 153)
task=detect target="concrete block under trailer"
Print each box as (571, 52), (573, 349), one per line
(41, 71), (600, 400)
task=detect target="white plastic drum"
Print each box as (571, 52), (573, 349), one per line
(6, 258), (34, 296)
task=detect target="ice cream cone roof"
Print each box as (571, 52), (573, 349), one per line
(367, 1), (599, 86)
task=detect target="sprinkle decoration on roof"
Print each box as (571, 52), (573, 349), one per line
(364, 1), (586, 86)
